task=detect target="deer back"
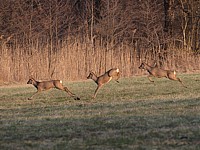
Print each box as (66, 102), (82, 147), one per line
(149, 67), (165, 77)
(107, 68), (119, 77)
(87, 71), (98, 81)
(166, 70), (177, 79)
(53, 80), (65, 89)
(41, 80), (63, 90)
(97, 70), (115, 84)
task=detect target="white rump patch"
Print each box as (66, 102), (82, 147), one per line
(60, 80), (63, 84)
(116, 68), (119, 72)
(174, 70), (176, 75)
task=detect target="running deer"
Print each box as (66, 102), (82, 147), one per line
(27, 78), (80, 100)
(87, 68), (120, 98)
(138, 62), (187, 88)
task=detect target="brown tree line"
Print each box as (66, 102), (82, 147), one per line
(0, 0), (199, 83)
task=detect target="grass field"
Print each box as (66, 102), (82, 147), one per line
(0, 74), (200, 150)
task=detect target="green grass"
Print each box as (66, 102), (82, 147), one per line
(0, 74), (200, 150)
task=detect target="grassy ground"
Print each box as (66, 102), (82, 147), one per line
(0, 74), (200, 150)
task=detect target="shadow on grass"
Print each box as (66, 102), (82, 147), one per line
(1, 98), (200, 149)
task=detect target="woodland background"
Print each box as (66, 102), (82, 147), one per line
(0, 0), (199, 83)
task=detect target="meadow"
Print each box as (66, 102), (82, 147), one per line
(0, 74), (200, 150)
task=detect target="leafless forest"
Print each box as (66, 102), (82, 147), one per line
(0, 0), (199, 83)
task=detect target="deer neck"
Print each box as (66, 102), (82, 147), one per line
(145, 63), (154, 72)
(91, 72), (98, 83)
(32, 80), (39, 88)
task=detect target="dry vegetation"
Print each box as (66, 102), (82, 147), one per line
(0, 0), (199, 83)
(0, 42), (199, 83)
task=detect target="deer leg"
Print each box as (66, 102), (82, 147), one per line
(168, 75), (187, 88)
(177, 78), (187, 88)
(64, 87), (80, 100)
(115, 72), (120, 83)
(147, 75), (155, 83)
(28, 91), (40, 100)
(93, 85), (102, 99)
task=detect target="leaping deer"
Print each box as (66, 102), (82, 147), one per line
(138, 62), (187, 88)
(27, 78), (80, 100)
(87, 68), (120, 98)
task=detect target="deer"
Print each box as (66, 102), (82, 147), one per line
(87, 68), (120, 98)
(27, 77), (80, 100)
(138, 62), (187, 88)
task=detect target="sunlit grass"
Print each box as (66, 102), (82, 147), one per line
(0, 74), (200, 149)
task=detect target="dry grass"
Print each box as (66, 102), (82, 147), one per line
(0, 74), (200, 149)
(1, 41), (200, 83)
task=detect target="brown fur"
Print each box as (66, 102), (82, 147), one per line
(139, 62), (187, 88)
(87, 68), (120, 98)
(27, 78), (80, 100)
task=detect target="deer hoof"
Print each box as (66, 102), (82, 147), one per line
(28, 98), (32, 100)
(74, 97), (80, 100)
